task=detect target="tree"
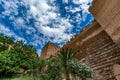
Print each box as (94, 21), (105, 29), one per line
(38, 48), (92, 80)
(57, 48), (77, 80)
(0, 34), (39, 77)
(0, 50), (20, 77)
(57, 48), (92, 80)
(39, 57), (62, 80)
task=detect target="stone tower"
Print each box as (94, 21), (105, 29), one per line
(40, 41), (60, 59)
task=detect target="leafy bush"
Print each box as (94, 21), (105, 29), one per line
(0, 34), (39, 77)
(67, 59), (92, 80)
(39, 57), (62, 80)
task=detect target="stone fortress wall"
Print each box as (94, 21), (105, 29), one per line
(63, 0), (120, 80)
(40, 0), (120, 80)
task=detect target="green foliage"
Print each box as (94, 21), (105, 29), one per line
(0, 34), (39, 77)
(39, 57), (62, 80)
(0, 34), (92, 80)
(57, 48), (78, 80)
(0, 34), (14, 44)
(38, 48), (92, 80)
(0, 45), (7, 51)
(67, 59), (92, 80)
(0, 50), (20, 74)
(57, 48), (92, 80)
(38, 59), (46, 67)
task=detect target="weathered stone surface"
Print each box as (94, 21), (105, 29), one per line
(62, 20), (120, 80)
(40, 0), (120, 80)
(63, 20), (103, 59)
(113, 64), (120, 80)
(90, 0), (120, 48)
(40, 41), (60, 59)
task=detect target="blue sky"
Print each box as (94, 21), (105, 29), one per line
(0, 0), (94, 55)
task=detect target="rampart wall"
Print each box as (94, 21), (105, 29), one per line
(63, 0), (120, 79)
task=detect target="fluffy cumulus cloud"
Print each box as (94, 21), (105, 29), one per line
(0, 24), (26, 41)
(0, 0), (93, 55)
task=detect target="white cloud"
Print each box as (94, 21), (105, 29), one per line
(67, 0), (93, 22)
(60, 0), (93, 29)
(0, 0), (93, 54)
(0, 24), (25, 41)
(23, 0), (75, 45)
(63, 0), (68, 3)
(17, 17), (24, 24)
(73, 0), (92, 4)
(1, 0), (18, 16)
(14, 17), (25, 27)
